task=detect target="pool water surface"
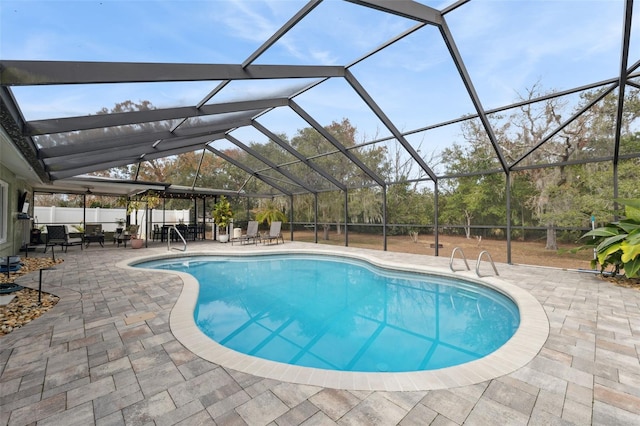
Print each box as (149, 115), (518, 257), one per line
(138, 254), (519, 373)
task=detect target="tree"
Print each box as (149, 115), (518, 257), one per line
(289, 118), (388, 238)
(254, 199), (287, 227)
(440, 140), (507, 238)
(517, 85), (640, 248)
(444, 83), (640, 250)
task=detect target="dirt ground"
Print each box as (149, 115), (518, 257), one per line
(291, 230), (594, 270)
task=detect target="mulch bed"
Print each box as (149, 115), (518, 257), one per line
(0, 257), (63, 336)
(600, 274), (640, 290)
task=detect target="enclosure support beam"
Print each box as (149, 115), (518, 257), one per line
(289, 195), (294, 242)
(613, 0), (634, 212)
(345, 190), (349, 247)
(226, 134), (315, 193)
(314, 193), (319, 244)
(506, 175), (512, 265)
(439, 19), (509, 174)
(253, 121), (346, 191)
(1, 61), (346, 85)
(383, 184), (388, 251)
(344, 70), (438, 182)
(510, 83), (618, 169)
(205, 146), (292, 196)
(434, 182), (439, 257)
(290, 100), (386, 188)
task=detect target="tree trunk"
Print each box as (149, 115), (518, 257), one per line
(465, 211), (472, 239)
(323, 224), (330, 240)
(545, 223), (558, 250)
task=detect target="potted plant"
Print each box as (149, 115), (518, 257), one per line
(212, 196), (233, 243)
(130, 234), (144, 249)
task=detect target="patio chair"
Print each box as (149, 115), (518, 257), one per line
(45, 225), (83, 253)
(84, 223), (104, 247)
(176, 224), (188, 241)
(263, 221), (284, 245)
(232, 220), (261, 245)
(152, 224), (162, 241)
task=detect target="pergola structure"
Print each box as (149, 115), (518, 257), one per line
(1, 0), (639, 257)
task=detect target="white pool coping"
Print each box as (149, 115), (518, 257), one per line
(120, 247), (549, 391)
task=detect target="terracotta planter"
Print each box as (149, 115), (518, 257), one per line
(130, 238), (144, 249)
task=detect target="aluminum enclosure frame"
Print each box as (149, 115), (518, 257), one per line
(1, 0), (638, 258)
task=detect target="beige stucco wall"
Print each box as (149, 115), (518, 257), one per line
(1, 142), (34, 257)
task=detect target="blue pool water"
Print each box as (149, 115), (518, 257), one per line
(137, 254), (520, 372)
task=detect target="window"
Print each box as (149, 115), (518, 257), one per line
(0, 179), (7, 244)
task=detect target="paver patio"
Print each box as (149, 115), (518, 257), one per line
(1, 241), (639, 425)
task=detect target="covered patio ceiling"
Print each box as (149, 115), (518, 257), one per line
(1, 0), (638, 198)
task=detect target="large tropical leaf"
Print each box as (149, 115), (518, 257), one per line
(616, 198), (640, 209)
(582, 227), (622, 239)
(621, 240), (640, 263)
(595, 233), (628, 252)
(627, 207), (640, 222)
(627, 230), (640, 245)
(616, 220), (640, 233)
(623, 256), (640, 278)
(597, 242), (624, 266)
(620, 199), (640, 222)
(578, 198), (640, 279)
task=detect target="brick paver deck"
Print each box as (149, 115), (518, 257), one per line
(1, 241), (639, 425)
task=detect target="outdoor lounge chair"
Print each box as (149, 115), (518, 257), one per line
(45, 225), (83, 253)
(263, 221), (284, 245)
(232, 220), (261, 245)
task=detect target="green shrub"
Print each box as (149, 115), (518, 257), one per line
(577, 199), (640, 278)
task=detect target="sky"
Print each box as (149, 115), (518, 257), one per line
(1, 0), (637, 163)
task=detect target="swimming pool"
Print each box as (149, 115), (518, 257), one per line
(138, 253), (519, 372)
(128, 247), (548, 390)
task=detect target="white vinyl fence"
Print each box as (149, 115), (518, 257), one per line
(34, 207), (191, 238)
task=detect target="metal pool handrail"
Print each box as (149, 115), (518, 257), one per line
(476, 250), (499, 277)
(449, 247), (470, 272)
(167, 225), (187, 252)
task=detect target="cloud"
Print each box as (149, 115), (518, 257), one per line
(217, 0), (285, 43)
